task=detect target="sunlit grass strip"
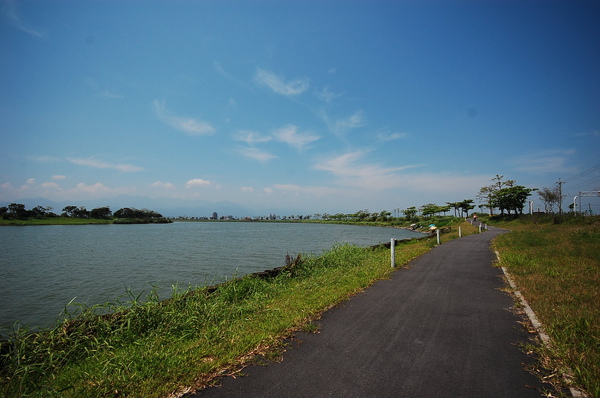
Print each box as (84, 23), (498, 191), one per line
(493, 216), (600, 397)
(1, 239), (436, 397)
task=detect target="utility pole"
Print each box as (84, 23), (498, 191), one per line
(557, 178), (565, 214)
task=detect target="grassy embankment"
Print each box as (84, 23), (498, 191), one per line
(0, 220), (479, 397)
(492, 215), (600, 397)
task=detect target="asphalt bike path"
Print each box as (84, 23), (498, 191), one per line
(191, 226), (552, 397)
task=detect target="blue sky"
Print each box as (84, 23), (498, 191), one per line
(2, 0), (599, 216)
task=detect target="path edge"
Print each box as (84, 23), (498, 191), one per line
(494, 250), (587, 398)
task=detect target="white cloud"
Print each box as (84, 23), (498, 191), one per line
(233, 130), (272, 145)
(319, 110), (365, 137)
(153, 100), (215, 136)
(26, 178), (35, 185)
(272, 125), (320, 152)
(238, 147), (278, 163)
(254, 68), (309, 96)
(67, 157), (144, 173)
(240, 186), (254, 193)
(52, 175), (67, 180)
(509, 149), (576, 174)
(186, 179), (211, 188)
(263, 187), (273, 194)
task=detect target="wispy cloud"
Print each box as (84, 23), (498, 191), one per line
(319, 110), (365, 137)
(238, 147), (277, 163)
(254, 68), (309, 96)
(2, 0), (46, 38)
(86, 78), (123, 99)
(314, 86), (342, 104)
(313, 150), (423, 190)
(153, 100), (215, 136)
(572, 130), (600, 138)
(150, 181), (176, 190)
(214, 61), (252, 90)
(30, 155), (61, 163)
(67, 157), (144, 173)
(315, 151), (413, 179)
(233, 130), (272, 145)
(270, 183), (341, 197)
(377, 131), (408, 142)
(508, 149), (576, 174)
(272, 125), (320, 152)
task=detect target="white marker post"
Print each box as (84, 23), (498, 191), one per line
(391, 238), (396, 268)
(459, 226), (462, 238)
(436, 228), (440, 245)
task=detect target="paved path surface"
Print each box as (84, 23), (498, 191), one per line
(190, 226), (552, 397)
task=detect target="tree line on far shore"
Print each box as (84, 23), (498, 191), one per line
(0, 204), (171, 223)
(1, 175), (570, 225)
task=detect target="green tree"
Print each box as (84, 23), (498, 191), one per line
(8, 203), (28, 219)
(477, 175), (516, 215)
(446, 202), (461, 217)
(91, 206), (112, 219)
(494, 185), (536, 215)
(62, 206), (77, 217)
(402, 206), (418, 221)
(378, 210), (392, 222)
(421, 203), (439, 218)
(458, 199), (475, 218)
(31, 206), (52, 218)
(72, 206), (90, 219)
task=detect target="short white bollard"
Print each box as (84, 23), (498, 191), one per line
(436, 228), (440, 245)
(391, 238), (396, 268)
(459, 226), (462, 238)
(479, 224), (482, 233)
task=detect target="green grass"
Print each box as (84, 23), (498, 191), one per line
(1, 239), (437, 397)
(0, 217), (113, 226)
(492, 215), (600, 397)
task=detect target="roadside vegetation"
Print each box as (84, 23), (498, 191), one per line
(492, 214), (600, 397)
(0, 219), (477, 397)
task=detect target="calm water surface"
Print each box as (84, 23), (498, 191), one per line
(0, 222), (424, 330)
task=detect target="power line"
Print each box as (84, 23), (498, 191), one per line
(563, 162), (600, 184)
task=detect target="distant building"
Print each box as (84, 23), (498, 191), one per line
(211, 212), (218, 220)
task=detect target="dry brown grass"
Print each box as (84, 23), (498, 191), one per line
(493, 216), (600, 397)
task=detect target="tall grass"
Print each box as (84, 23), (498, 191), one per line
(493, 215), (600, 397)
(1, 239), (435, 397)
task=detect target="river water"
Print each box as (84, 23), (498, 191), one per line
(0, 222), (424, 331)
